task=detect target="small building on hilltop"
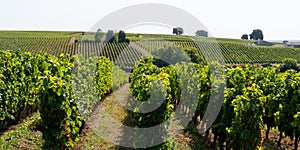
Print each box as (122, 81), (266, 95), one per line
(285, 42), (300, 48)
(250, 40), (274, 46)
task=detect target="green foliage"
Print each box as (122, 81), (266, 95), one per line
(211, 66), (300, 150)
(0, 49), (128, 148)
(1, 31), (300, 149)
(1, 31), (300, 67)
(72, 55), (114, 120)
(256, 67), (281, 139)
(38, 54), (122, 148)
(212, 67), (249, 149)
(38, 54), (83, 148)
(72, 55), (98, 119)
(293, 111), (300, 150)
(241, 34), (249, 40)
(129, 56), (175, 148)
(136, 39), (300, 65)
(94, 29), (103, 42)
(105, 30), (116, 43)
(118, 30), (129, 43)
(128, 57), (219, 149)
(227, 84), (265, 149)
(274, 70), (300, 148)
(0, 50), (40, 129)
(130, 56), (174, 125)
(173, 27), (183, 35)
(96, 56), (113, 98)
(195, 30), (208, 37)
(174, 63), (211, 125)
(280, 58), (299, 72)
(112, 66), (129, 88)
(250, 29), (264, 40)
(130, 59), (300, 149)
(152, 46), (190, 65)
(180, 46), (205, 64)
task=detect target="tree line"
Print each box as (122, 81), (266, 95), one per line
(241, 29), (264, 40)
(173, 27), (209, 37)
(172, 27), (265, 40)
(94, 27), (264, 41)
(94, 29), (130, 43)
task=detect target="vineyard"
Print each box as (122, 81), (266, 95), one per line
(0, 31), (300, 68)
(0, 31), (299, 149)
(0, 49), (128, 148)
(129, 56), (300, 149)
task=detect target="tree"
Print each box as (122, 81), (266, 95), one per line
(95, 28), (103, 42)
(173, 27), (183, 35)
(195, 30), (208, 37)
(280, 58), (299, 72)
(241, 34), (249, 40)
(118, 30), (126, 43)
(249, 29), (264, 40)
(105, 30), (116, 43)
(283, 40), (288, 44)
(152, 46), (190, 66)
(125, 38), (130, 44)
(117, 30), (130, 43)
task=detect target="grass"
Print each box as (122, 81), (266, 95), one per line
(74, 85), (130, 149)
(0, 113), (44, 150)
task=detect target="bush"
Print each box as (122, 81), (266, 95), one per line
(0, 50), (40, 130)
(129, 57), (175, 148)
(152, 46), (190, 65)
(39, 54), (116, 148)
(38, 54), (84, 148)
(280, 58), (299, 72)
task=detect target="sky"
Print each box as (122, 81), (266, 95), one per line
(1, 0), (300, 40)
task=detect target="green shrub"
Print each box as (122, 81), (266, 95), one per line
(280, 58), (299, 72)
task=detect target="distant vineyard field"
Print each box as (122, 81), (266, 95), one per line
(0, 31), (299, 68)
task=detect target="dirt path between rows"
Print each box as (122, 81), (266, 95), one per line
(74, 83), (134, 149)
